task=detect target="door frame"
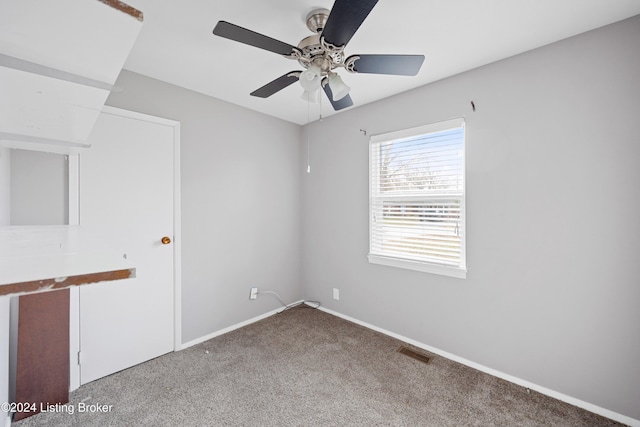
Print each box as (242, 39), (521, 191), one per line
(68, 106), (182, 391)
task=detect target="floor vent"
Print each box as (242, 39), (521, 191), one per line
(397, 346), (432, 364)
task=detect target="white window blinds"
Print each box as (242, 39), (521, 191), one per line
(369, 118), (466, 278)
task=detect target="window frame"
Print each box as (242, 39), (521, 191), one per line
(368, 117), (466, 279)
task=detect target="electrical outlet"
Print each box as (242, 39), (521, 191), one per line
(333, 288), (339, 300)
(249, 287), (258, 300)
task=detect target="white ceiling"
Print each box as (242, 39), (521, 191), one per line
(122, 0), (640, 125)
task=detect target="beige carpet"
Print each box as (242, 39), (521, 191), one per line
(14, 306), (623, 426)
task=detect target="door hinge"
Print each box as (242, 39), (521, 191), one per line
(77, 351), (83, 365)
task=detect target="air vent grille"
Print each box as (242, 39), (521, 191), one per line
(397, 346), (432, 364)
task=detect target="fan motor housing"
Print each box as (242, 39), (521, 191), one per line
(298, 34), (323, 57)
(298, 8), (344, 72)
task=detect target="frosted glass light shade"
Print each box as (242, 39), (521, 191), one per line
(299, 64), (321, 92)
(328, 74), (350, 101)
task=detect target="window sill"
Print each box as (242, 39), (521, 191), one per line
(368, 254), (467, 279)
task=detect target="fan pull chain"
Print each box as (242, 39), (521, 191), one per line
(306, 94), (311, 173)
(318, 86), (323, 122)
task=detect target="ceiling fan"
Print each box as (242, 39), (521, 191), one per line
(212, 0), (425, 111)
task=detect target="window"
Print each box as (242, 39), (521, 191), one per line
(368, 118), (466, 278)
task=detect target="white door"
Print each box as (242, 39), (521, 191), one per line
(78, 107), (177, 384)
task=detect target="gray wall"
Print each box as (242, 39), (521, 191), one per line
(9, 149), (68, 225)
(301, 16), (640, 421)
(107, 71), (303, 343)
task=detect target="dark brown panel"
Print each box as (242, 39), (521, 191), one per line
(14, 289), (70, 421)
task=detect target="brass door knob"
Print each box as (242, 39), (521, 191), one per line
(161, 236), (172, 245)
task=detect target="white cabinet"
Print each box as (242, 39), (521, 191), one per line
(0, 0), (143, 153)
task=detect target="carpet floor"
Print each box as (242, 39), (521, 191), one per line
(14, 306), (624, 426)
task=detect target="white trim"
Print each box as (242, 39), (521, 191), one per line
(370, 117), (465, 143)
(99, 105), (179, 127)
(459, 121), (467, 272)
(68, 155), (81, 391)
(172, 122), (182, 351)
(181, 301), (303, 350)
(3, 413), (10, 427)
(317, 306), (640, 427)
(368, 254), (467, 279)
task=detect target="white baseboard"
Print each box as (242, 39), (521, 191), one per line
(318, 306), (639, 427)
(180, 301), (304, 350)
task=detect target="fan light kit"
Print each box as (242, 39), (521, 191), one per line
(213, 0), (425, 111)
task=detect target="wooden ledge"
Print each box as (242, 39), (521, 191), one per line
(98, 0), (143, 21)
(0, 268), (135, 297)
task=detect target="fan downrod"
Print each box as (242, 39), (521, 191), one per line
(305, 8), (330, 33)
